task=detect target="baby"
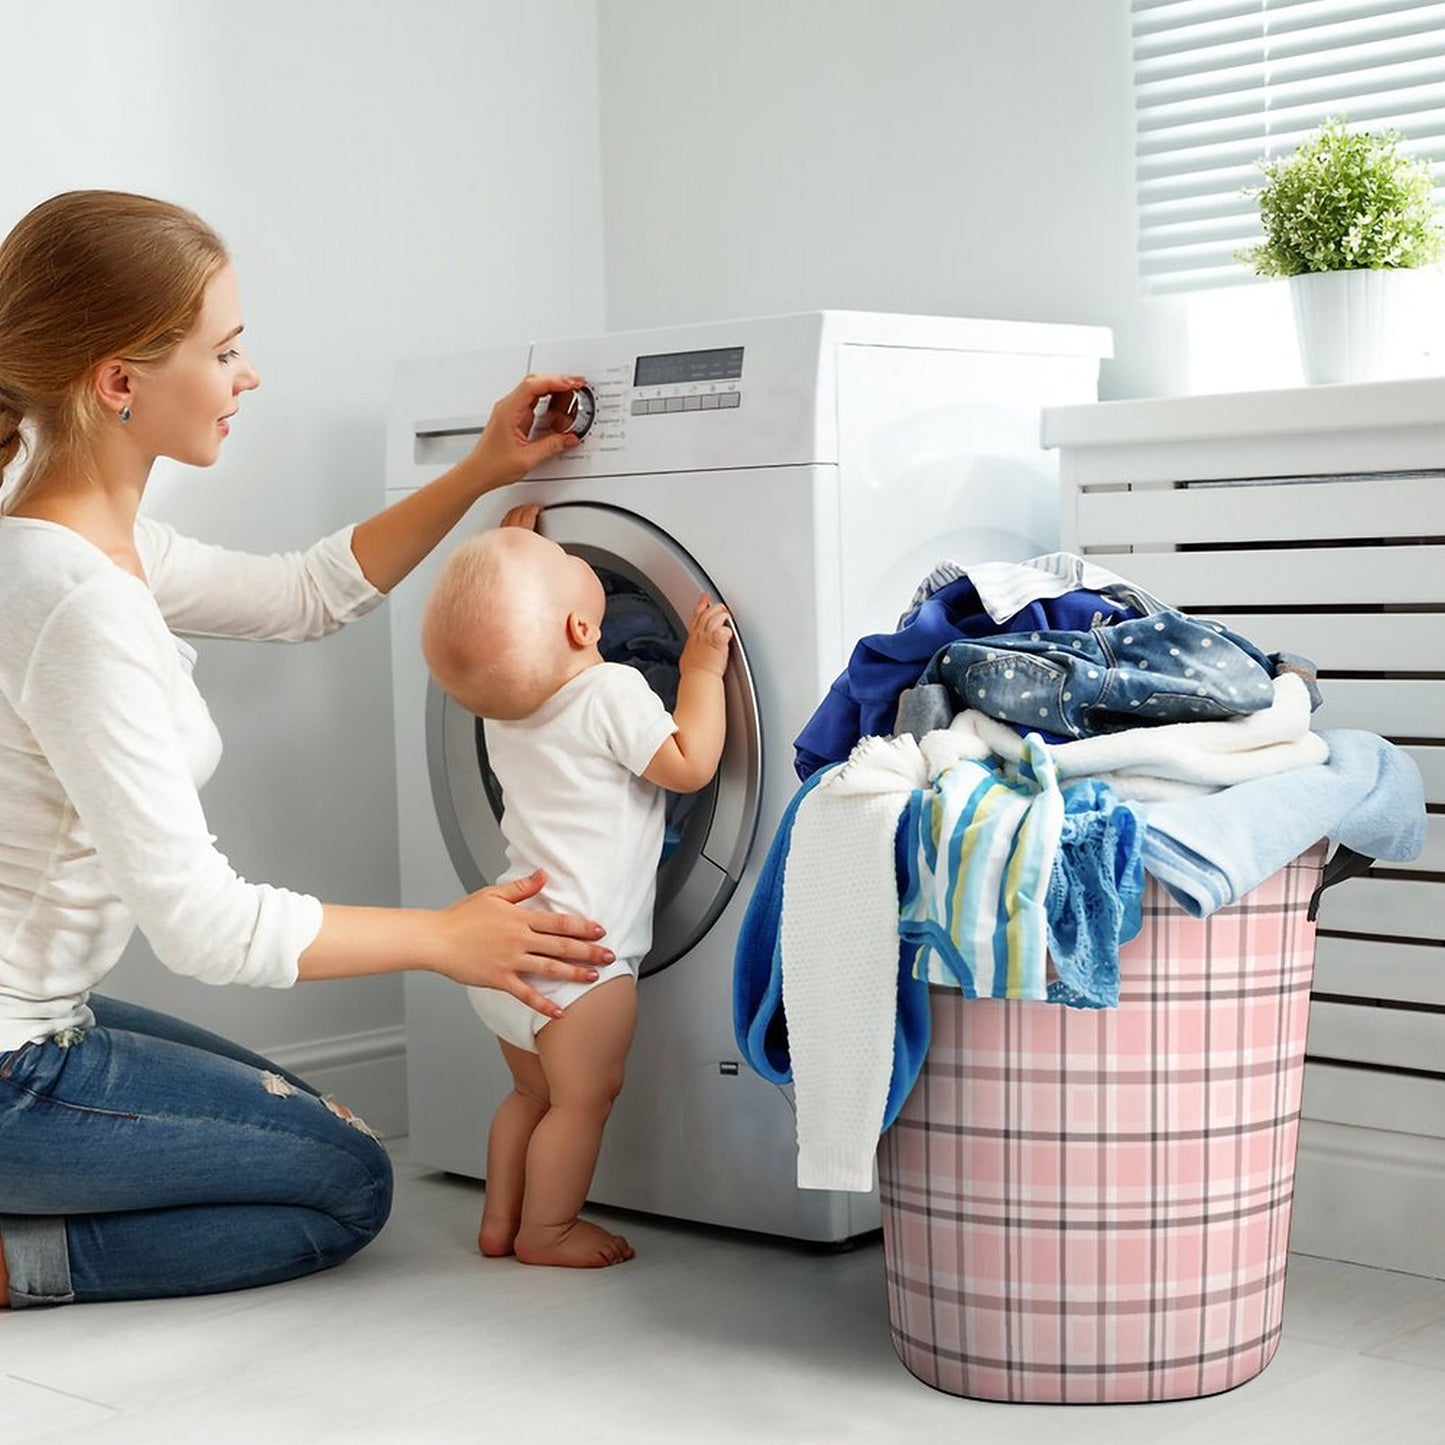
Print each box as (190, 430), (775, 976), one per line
(421, 511), (731, 1268)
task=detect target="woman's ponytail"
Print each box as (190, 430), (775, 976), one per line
(0, 391), (25, 492)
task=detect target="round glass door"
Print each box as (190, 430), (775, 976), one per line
(426, 503), (763, 975)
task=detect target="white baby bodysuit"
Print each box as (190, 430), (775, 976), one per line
(468, 662), (677, 1052)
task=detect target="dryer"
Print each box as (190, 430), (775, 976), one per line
(387, 311), (1110, 1243)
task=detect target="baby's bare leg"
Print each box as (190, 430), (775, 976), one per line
(479, 1039), (550, 1257)
(515, 976), (638, 1268)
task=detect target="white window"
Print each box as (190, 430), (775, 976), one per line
(1133, 0), (1445, 292)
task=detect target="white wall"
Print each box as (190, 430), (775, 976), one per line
(1, 0), (605, 1107)
(4, 0), (1204, 1124)
(597, 0), (1188, 401)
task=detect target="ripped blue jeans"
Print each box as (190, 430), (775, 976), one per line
(0, 996), (392, 1307)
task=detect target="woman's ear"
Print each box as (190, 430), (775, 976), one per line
(92, 359), (135, 419)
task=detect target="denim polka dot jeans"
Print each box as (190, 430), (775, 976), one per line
(925, 610), (1280, 740)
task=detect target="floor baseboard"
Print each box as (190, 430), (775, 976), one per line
(1292, 1119), (1445, 1280)
(266, 1026), (409, 1140)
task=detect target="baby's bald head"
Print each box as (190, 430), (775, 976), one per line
(422, 526), (605, 720)
(422, 529), (563, 719)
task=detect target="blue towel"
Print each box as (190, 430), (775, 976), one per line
(732, 770), (931, 1130)
(1044, 778), (1146, 1008)
(1142, 729), (1425, 917)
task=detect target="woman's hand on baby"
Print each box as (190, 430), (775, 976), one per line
(466, 374), (587, 492)
(679, 594), (732, 678)
(435, 870), (612, 1016)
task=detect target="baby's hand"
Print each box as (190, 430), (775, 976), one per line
(499, 503), (542, 531)
(679, 594), (732, 678)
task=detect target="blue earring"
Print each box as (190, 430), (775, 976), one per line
(118, 406), (132, 423)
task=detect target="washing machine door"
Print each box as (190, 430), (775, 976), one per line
(426, 502), (763, 975)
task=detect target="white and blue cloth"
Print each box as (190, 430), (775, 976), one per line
(899, 736), (1064, 999)
(733, 729), (1148, 1190)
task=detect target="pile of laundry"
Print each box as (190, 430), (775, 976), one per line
(733, 553), (1426, 1193)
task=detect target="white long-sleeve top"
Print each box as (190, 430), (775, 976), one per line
(0, 514), (384, 1052)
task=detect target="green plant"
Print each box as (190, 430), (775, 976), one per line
(1238, 118), (1444, 276)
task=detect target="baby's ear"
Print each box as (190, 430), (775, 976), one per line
(565, 611), (597, 649)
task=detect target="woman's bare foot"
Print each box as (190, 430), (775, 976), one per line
(477, 1207), (519, 1258)
(514, 1218), (635, 1268)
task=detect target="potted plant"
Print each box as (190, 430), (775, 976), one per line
(1238, 118), (1444, 384)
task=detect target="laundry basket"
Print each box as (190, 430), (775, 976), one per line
(878, 843), (1326, 1405)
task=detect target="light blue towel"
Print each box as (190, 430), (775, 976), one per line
(1141, 729), (1425, 917)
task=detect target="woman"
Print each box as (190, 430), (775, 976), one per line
(0, 190), (611, 1307)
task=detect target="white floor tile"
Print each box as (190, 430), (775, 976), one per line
(1140, 1346), (1445, 1445)
(1283, 1251), (1445, 1353)
(1364, 1313), (1445, 1373)
(0, 1376), (119, 1434)
(6, 1140), (1445, 1445)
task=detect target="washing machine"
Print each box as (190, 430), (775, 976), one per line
(387, 311), (1110, 1243)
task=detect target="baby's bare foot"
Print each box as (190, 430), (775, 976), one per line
(514, 1218), (635, 1269)
(478, 1210), (518, 1258)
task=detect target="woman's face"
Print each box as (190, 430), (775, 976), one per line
(133, 264), (260, 467)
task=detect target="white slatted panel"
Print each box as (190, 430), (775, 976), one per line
(1303, 1061), (1445, 1137)
(1206, 612), (1445, 673)
(1052, 388), (1445, 1273)
(1084, 543), (1445, 606)
(1307, 999), (1445, 1072)
(1062, 451), (1445, 1122)
(1315, 936), (1445, 1006)
(1133, 0), (1445, 291)
(1312, 679), (1445, 736)
(1076, 472), (1445, 546)
(1317, 876), (1443, 938)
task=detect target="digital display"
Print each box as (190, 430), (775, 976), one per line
(634, 346), (744, 387)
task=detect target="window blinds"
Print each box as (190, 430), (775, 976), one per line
(1133, 0), (1445, 292)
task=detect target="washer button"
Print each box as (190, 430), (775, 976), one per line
(664, 397), (684, 413)
(699, 394), (720, 410)
(631, 399), (646, 415)
(719, 391), (741, 408)
(683, 395), (701, 411)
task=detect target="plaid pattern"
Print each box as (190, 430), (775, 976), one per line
(878, 844), (1325, 1405)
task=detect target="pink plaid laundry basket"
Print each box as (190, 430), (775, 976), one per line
(878, 844), (1327, 1405)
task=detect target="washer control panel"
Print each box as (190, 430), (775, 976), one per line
(522, 343), (748, 461)
(406, 314), (836, 479)
(629, 345), (744, 418)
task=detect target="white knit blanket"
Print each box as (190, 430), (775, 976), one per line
(780, 724), (985, 1191)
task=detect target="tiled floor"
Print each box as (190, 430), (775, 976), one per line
(4, 1140), (1444, 1444)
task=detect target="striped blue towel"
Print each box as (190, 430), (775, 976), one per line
(899, 735), (1064, 998)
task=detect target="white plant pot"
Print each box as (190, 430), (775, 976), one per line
(1288, 268), (1415, 385)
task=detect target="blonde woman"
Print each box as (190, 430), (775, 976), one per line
(0, 190), (610, 1307)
